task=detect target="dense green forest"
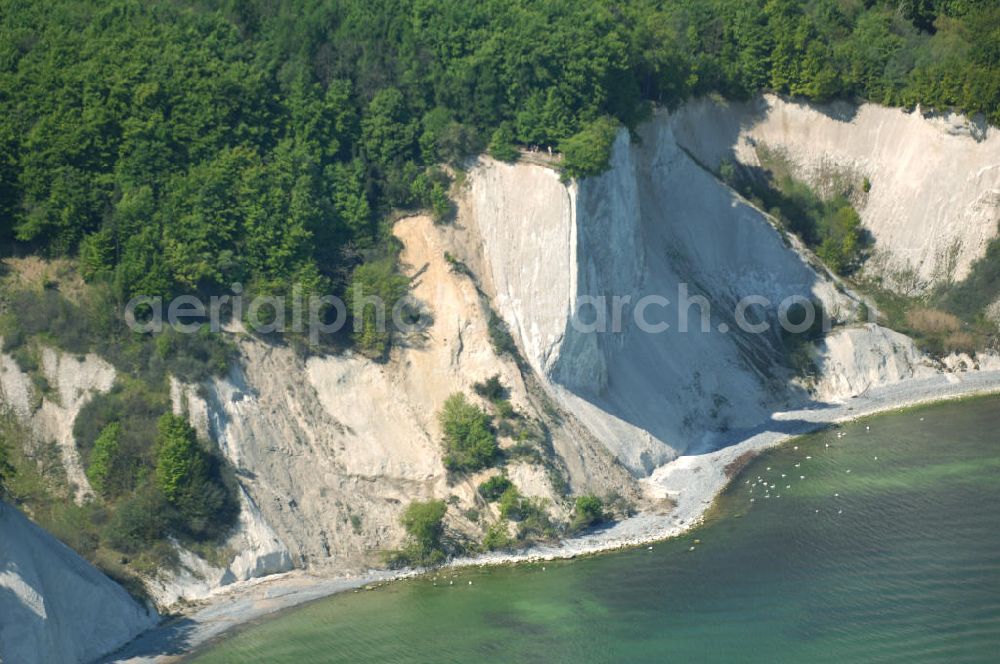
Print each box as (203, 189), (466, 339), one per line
(1, 0), (998, 309)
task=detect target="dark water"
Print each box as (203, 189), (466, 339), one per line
(193, 397), (1000, 663)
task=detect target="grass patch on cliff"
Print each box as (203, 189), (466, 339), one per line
(861, 282), (995, 356)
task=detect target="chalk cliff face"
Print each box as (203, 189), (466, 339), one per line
(0, 96), (995, 661)
(166, 214), (635, 580)
(461, 96), (1000, 471)
(0, 502), (157, 664)
(669, 95), (1000, 292)
(464, 116), (861, 473)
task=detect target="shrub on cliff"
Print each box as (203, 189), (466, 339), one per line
(478, 475), (513, 502)
(85, 422), (122, 499)
(570, 495), (606, 532)
(154, 414), (237, 540)
(559, 116), (619, 180)
(482, 521), (515, 551)
(488, 122), (519, 162)
(387, 499), (448, 567)
(439, 393), (498, 472)
(346, 258), (411, 359)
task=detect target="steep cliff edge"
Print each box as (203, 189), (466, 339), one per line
(0, 502), (157, 664)
(462, 117), (862, 473)
(670, 95), (1000, 291)
(167, 214), (636, 581)
(2, 97), (998, 661)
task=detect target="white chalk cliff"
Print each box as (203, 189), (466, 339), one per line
(670, 94), (1000, 291)
(1, 95), (998, 663)
(0, 502), (157, 664)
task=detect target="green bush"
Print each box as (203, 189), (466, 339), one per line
(152, 326), (235, 382)
(487, 313), (518, 358)
(495, 484), (554, 540)
(478, 475), (513, 502)
(393, 499), (448, 566)
(155, 414), (206, 503)
(497, 486), (525, 520)
(559, 116), (619, 179)
(816, 205), (862, 274)
(346, 258), (411, 359)
(570, 495), (606, 531)
(86, 422), (122, 499)
(488, 122), (519, 162)
(439, 393), (498, 472)
(419, 109), (478, 166)
(103, 487), (173, 556)
(497, 485), (551, 534)
(74, 379), (165, 485)
(411, 168), (455, 222)
(731, 152), (865, 276)
(482, 521), (514, 551)
(154, 414), (238, 540)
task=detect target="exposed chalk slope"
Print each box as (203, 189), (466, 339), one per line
(0, 347), (115, 503)
(464, 116), (875, 473)
(461, 98), (990, 474)
(166, 215), (635, 587)
(0, 502), (157, 664)
(670, 94), (1000, 291)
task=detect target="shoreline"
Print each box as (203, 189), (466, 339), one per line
(104, 369), (1000, 663)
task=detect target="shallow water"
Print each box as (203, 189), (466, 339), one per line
(193, 396), (1000, 663)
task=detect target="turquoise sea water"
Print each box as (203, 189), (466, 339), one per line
(193, 396), (1000, 663)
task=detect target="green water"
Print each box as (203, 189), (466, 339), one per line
(193, 397), (1000, 663)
